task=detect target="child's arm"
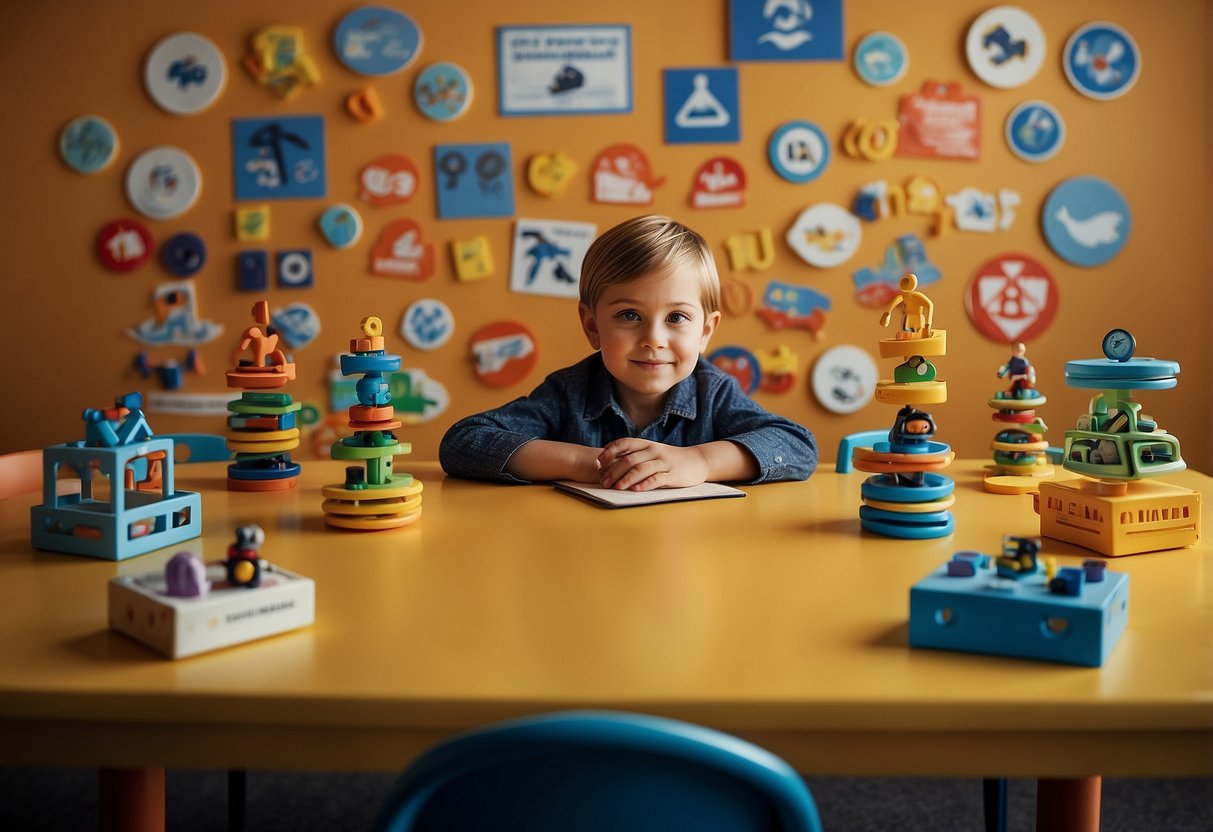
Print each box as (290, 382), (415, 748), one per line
(505, 439), (603, 483)
(597, 438), (757, 491)
(439, 361), (592, 483)
(703, 364), (818, 484)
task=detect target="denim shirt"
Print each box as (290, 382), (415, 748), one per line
(439, 353), (817, 484)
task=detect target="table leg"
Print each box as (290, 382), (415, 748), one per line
(98, 767), (165, 832)
(1036, 776), (1101, 832)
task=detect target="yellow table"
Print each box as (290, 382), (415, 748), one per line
(1, 460), (1210, 828)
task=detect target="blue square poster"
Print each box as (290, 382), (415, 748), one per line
(434, 142), (515, 219)
(729, 0), (844, 61)
(231, 115), (327, 201)
(663, 68), (740, 144)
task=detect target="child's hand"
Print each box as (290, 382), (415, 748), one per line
(597, 439), (709, 491)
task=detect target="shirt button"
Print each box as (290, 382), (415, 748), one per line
(775, 455), (783, 463)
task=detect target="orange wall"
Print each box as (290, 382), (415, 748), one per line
(1, 0), (1209, 473)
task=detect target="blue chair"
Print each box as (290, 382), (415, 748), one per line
(372, 711), (823, 832)
(834, 429), (889, 473)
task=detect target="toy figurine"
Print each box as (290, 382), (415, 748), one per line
(879, 273), (933, 339)
(165, 552), (210, 597)
(994, 535), (1041, 579)
(225, 523), (265, 588)
(996, 342), (1036, 398)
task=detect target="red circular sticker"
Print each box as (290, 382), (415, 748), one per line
(469, 321), (538, 388)
(964, 254), (1059, 344)
(96, 218), (153, 272)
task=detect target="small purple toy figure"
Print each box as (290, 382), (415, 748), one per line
(997, 342), (1036, 399)
(225, 524), (265, 588)
(165, 551), (210, 597)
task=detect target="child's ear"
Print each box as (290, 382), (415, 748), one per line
(578, 302), (601, 350)
(699, 310), (721, 352)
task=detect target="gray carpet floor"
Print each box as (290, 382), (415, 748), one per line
(1, 768), (1210, 830)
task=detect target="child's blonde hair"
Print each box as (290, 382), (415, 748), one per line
(579, 215), (720, 314)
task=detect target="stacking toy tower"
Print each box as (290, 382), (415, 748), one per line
(850, 273), (955, 538)
(984, 342), (1053, 494)
(1036, 328), (1199, 556)
(224, 300), (302, 491)
(30, 392), (202, 560)
(322, 316), (424, 530)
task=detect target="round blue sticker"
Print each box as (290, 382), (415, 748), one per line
(318, 204), (364, 249)
(333, 7), (423, 77)
(414, 62), (473, 122)
(768, 121), (830, 184)
(1005, 100), (1065, 163)
(1063, 22), (1141, 100)
(161, 232), (207, 277)
(1042, 176), (1131, 267)
(853, 32), (908, 87)
(59, 115), (118, 174)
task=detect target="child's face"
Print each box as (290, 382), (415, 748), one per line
(579, 267), (720, 409)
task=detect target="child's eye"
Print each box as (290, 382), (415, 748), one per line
(667, 312), (691, 324)
(615, 310), (641, 322)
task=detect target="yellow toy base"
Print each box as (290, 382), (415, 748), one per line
(875, 381), (947, 405)
(321, 494), (422, 516)
(879, 329), (946, 358)
(984, 474), (1052, 495)
(324, 507), (423, 530)
(1035, 477), (1201, 556)
(862, 494), (955, 513)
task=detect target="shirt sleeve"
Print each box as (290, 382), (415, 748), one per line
(438, 376), (570, 483)
(708, 374), (818, 483)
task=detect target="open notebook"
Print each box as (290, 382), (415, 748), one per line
(552, 480), (746, 508)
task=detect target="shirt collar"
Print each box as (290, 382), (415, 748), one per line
(582, 354), (700, 424)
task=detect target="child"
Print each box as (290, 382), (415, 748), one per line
(439, 215), (817, 491)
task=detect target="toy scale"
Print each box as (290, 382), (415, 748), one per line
(850, 273), (955, 538)
(322, 316), (424, 530)
(1034, 329), (1200, 556)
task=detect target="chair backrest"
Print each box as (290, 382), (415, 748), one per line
(0, 449), (44, 499)
(835, 429), (888, 473)
(159, 434), (231, 463)
(372, 711), (823, 832)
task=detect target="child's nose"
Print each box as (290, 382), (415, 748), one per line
(641, 323), (667, 349)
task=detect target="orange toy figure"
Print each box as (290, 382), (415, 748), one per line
(879, 273), (933, 340)
(226, 300), (296, 387)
